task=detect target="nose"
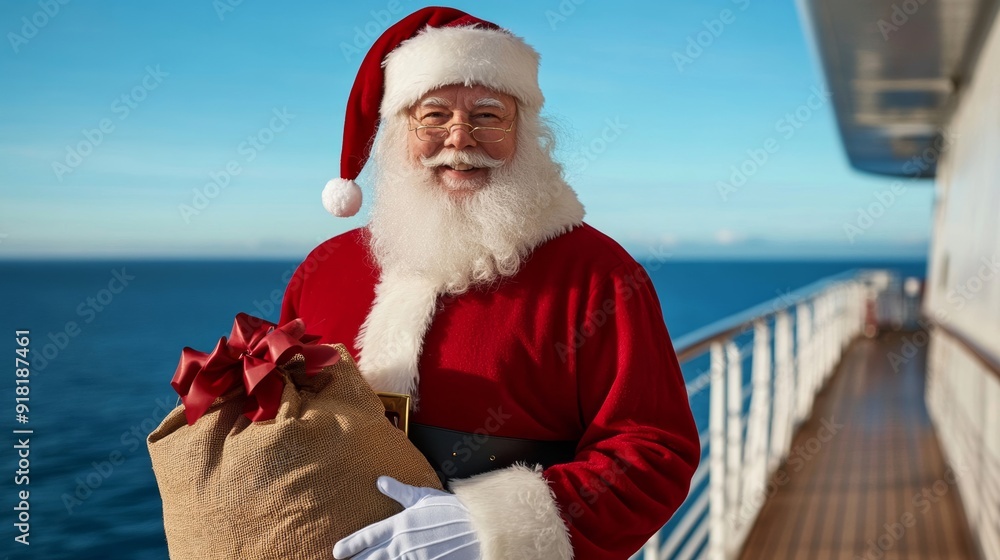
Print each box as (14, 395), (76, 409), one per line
(443, 122), (477, 151)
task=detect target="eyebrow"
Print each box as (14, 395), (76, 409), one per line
(418, 97), (453, 108)
(474, 97), (506, 111)
(415, 96), (509, 112)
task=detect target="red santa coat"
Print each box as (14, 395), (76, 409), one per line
(280, 223), (700, 560)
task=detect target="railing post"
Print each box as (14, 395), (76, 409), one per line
(812, 296), (823, 389)
(842, 283), (851, 342)
(661, 270), (892, 559)
(726, 339), (744, 555)
(853, 281), (864, 338)
(724, 341), (743, 554)
(740, 319), (772, 535)
(640, 533), (658, 560)
(819, 294), (831, 384)
(795, 302), (813, 424)
(824, 294), (833, 383)
(708, 342), (726, 560)
(835, 286), (847, 356)
(770, 311), (793, 470)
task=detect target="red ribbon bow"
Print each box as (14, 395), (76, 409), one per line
(171, 313), (340, 425)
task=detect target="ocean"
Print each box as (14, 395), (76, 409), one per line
(0, 258), (927, 559)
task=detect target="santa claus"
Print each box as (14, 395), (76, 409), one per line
(279, 7), (700, 559)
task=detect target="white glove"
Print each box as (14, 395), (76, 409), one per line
(333, 476), (482, 560)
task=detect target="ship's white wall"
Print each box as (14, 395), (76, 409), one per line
(926, 333), (1000, 560)
(926, 7), (1000, 350)
(925, 9), (1000, 559)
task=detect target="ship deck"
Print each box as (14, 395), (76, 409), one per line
(737, 330), (979, 559)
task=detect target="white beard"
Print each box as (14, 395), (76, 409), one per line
(355, 111), (585, 397)
(367, 114), (583, 295)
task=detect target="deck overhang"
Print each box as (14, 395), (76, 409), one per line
(798, 0), (999, 178)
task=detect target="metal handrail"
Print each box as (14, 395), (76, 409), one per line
(929, 317), (1000, 380)
(925, 312), (1000, 560)
(637, 268), (896, 560)
(673, 269), (864, 362)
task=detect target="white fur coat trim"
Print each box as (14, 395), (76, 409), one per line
(355, 186), (584, 399)
(451, 464), (574, 560)
(354, 270), (439, 396)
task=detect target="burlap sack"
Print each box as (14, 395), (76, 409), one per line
(147, 344), (442, 560)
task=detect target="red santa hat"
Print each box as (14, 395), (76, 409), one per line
(321, 6), (544, 217)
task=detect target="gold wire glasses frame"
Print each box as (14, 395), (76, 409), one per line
(408, 119), (516, 143)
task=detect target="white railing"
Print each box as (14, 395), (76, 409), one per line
(634, 269), (898, 560)
(926, 322), (1000, 560)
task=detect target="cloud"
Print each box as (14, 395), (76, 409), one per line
(714, 229), (745, 245)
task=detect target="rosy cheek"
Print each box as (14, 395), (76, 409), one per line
(408, 140), (430, 162)
(493, 142), (515, 160)
(421, 145), (439, 160)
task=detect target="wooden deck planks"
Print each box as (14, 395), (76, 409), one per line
(737, 331), (979, 560)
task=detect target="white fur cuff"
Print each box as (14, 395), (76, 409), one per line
(450, 464), (573, 560)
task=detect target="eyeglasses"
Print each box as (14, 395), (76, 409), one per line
(408, 119), (515, 143)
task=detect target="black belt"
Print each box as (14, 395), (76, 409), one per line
(408, 423), (577, 484)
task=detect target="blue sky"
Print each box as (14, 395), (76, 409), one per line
(0, 0), (934, 259)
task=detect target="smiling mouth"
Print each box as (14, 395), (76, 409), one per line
(441, 164), (482, 174)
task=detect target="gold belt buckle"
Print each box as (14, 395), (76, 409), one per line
(377, 392), (411, 437)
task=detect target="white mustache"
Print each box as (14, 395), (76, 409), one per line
(420, 150), (505, 169)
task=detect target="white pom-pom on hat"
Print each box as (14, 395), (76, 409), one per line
(322, 8), (537, 219)
(321, 178), (362, 217)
